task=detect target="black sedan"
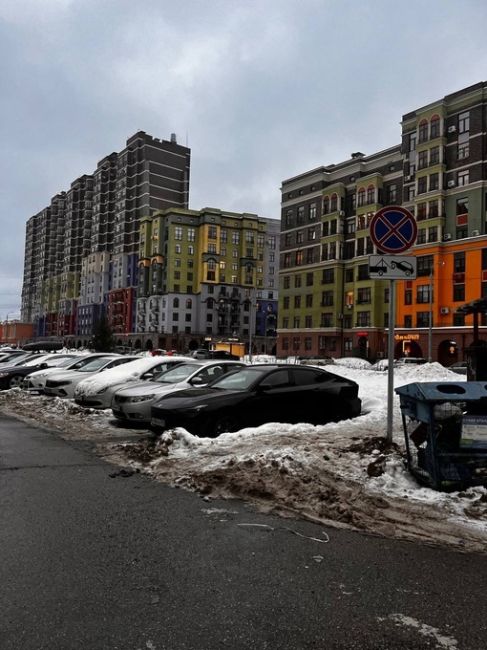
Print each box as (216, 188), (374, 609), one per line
(150, 364), (362, 437)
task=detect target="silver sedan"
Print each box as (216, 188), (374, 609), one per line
(111, 360), (246, 425)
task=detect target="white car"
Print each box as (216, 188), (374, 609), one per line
(23, 353), (105, 392)
(73, 355), (189, 409)
(111, 360), (246, 425)
(44, 355), (136, 398)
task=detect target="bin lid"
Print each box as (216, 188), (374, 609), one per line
(395, 381), (487, 402)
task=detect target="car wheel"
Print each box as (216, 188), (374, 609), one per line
(8, 375), (23, 389)
(207, 413), (238, 437)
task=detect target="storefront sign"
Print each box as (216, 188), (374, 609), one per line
(394, 334), (420, 341)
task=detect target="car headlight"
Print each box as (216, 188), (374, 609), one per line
(96, 387), (108, 394)
(0, 372), (10, 378)
(127, 394), (156, 403)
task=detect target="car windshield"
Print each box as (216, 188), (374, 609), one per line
(209, 367), (268, 391)
(22, 355), (50, 367)
(154, 364), (200, 384)
(76, 357), (115, 372)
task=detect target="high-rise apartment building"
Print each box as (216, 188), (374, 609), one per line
(278, 82), (487, 363)
(21, 132), (191, 339)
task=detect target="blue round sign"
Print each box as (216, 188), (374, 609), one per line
(369, 206), (417, 254)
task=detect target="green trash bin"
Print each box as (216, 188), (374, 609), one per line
(395, 381), (487, 491)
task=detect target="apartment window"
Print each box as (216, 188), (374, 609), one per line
(457, 170), (469, 186)
(357, 312), (371, 327)
(417, 229), (426, 245)
(309, 204), (316, 220)
(357, 188), (366, 207)
(453, 284), (465, 302)
(187, 228), (195, 242)
(220, 229), (227, 243)
(305, 316), (312, 329)
(482, 249), (487, 270)
(285, 209), (293, 226)
(284, 233), (292, 247)
(232, 231), (240, 244)
(416, 285), (431, 304)
(417, 177), (427, 194)
(454, 252), (465, 273)
(430, 146), (440, 165)
(308, 227), (316, 241)
(357, 287), (371, 304)
(430, 116), (440, 138)
(283, 276), (290, 289)
(208, 243), (217, 254)
(305, 294), (313, 308)
(294, 275), (302, 288)
(456, 226), (468, 239)
(174, 226), (183, 240)
(293, 318), (300, 329)
(208, 225), (217, 239)
(458, 143), (469, 159)
(404, 315), (413, 328)
(356, 238), (364, 256)
(320, 313), (333, 327)
(188, 245), (194, 255)
(283, 296), (290, 309)
(306, 272), (313, 286)
(418, 120), (428, 143)
(429, 201), (439, 218)
(296, 250), (303, 265)
(417, 312), (431, 327)
(322, 269), (334, 284)
(330, 220), (337, 235)
(330, 194), (338, 212)
(357, 264), (369, 280)
(428, 226), (438, 242)
(321, 291), (334, 306)
(453, 313), (465, 327)
(418, 150), (428, 170)
(297, 206), (305, 224)
(294, 295), (301, 308)
(456, 197), (468, 215)
(429, 173), (439, 191)
(417, 203), (427, 220)
(323, 197), (329, 214)
(296, 230), (304, 244)
(404, 289), (412, 305)
(388, 184), (397, 203)
(408, 185), (416, 201)
(458, 111), (470, 134)
(417, 255), (433, 276)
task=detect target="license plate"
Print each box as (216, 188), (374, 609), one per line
(151, 417), (166, 428)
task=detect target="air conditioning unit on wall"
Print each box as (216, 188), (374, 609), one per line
(447, 180), (456, 188)
(448, 125), (457, 134)
(443, 233), (452, 241)
(440, 307), (449, 315)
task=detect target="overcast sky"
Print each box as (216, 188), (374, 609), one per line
(1, 0), (487, 320)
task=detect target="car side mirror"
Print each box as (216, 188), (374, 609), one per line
(40, 363), (48, 369)
(256, 383), (271, 393)
(190, 376), (205, 386)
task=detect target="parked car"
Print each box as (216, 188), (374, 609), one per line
(111, 360), (246, 424)
(73, 355), (189, 408)
(0, 354), (76, 389)
(150, 364), (362, 437)
(0, 352), (34, 368)
(190, 349), (241, 360)
(44, 355), (135, 398)
(447, 360), (468, 375)
(22, 353), (96, 392)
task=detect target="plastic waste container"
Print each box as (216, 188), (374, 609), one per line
(395, 381), (487, 491)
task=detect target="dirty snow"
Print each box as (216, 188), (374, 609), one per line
(1, 361), (486, 552)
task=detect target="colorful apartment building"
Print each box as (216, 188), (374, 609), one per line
(135, 207), (279, 352)
(278, 82), (487, 362)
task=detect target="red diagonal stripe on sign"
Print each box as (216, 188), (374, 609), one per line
(376, 214), (410, 247)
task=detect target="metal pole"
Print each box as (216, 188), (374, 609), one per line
(248, 290), (253, 364)
(387, 279), (396, 443)
(428, 270), (433, 362)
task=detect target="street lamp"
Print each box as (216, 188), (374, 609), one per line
(428, 269), (433, 363)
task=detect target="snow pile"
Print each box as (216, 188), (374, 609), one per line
(1, 362), (486, 551)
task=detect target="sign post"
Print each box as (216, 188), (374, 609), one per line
(369, 206), (417, 443)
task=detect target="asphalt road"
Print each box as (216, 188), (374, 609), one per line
(1, 414), (486, 650)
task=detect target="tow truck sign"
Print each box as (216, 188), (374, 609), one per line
(368, 255), (417, 279)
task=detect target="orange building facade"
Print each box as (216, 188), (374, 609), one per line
(0, 322), (34, 347)
(395, 237), (487, 364)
